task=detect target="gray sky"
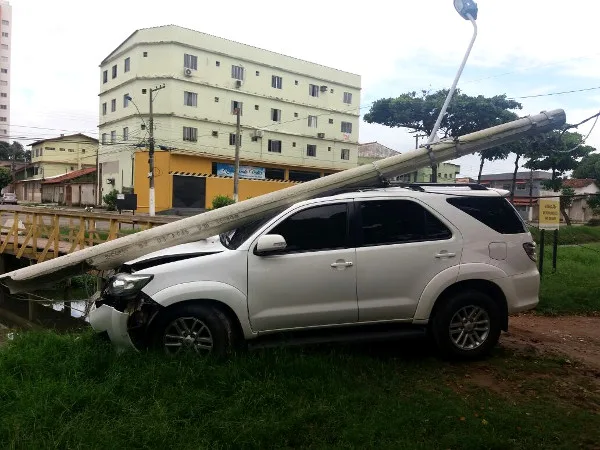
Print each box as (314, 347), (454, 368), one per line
(11, 0), (600, 177)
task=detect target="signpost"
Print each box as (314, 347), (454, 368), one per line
(538, 197), (560, 277)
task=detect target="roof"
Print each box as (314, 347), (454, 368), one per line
(562, 178), (597, 189)
(358, 142), (400, 159)
(29, 133), (99, 147)
(480, 171), (552, 181)
(42, 167), (96, 185)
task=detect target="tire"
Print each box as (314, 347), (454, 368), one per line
(431, 290), (502, 360)
(150, 303), (237, 358)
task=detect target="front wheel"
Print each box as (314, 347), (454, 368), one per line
(431, 290), (502, 360)
(150, 303), (237, 358)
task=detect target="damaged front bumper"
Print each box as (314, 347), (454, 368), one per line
(89, 289), (163, 351)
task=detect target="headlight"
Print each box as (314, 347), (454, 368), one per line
(107, 273), (153, 297)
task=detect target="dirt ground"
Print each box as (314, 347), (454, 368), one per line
(503, 314), (600, 372)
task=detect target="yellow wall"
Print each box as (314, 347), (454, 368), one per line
(134, 151), (301, 212)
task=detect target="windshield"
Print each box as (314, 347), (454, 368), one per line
(219, 211), (283, 250)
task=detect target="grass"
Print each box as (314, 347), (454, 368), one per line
(529, 225), (600, 245)
(537, 243), (600, 315)
(0, 332), (599, 450)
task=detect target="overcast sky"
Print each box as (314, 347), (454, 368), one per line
(10, 0), (600, 177)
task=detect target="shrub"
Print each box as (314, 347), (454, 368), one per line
(212, 195), (235, 209)
(103, 189), (119, 211)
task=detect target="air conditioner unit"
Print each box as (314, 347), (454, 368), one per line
(184, 68), (193, 77)
(317, 133), (325, 138)
(320, 85), (328, 92)
(252, 130), (264, 138)
(235, 79), (243, 88)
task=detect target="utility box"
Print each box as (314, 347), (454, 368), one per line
(115, 193), (137, 214)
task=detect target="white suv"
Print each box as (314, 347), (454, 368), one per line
(89, 183), (539, 359)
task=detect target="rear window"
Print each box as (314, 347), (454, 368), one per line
(446, 196), (526, 234)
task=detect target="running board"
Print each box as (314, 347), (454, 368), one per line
(248, 324), (428, 350)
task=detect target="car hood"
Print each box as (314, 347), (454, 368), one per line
(121, 235), (226, 272)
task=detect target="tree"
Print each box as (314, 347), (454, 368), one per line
(0, 140), (29, 162)
(572, 153), (600, 182)
(0, 167), (11, 190)
(363, 89), (522, 180)
(560, 187), (576, 226)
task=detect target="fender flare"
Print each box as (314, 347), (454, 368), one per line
(414, 264), (509, 321)
(149, 281), (255, 337)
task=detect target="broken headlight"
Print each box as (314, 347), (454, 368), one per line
(107, 273), (154, 297)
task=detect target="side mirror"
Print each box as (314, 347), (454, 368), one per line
(255, 234), (287, 255)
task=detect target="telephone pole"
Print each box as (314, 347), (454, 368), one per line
(148, 83), (165, 216)
(233, 108), (241, 202)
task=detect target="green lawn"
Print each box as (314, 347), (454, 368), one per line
(529, 225), (600, 245)
(0, 332), (599, 449)
(537, 243), (600, 315)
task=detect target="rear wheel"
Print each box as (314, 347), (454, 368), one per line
(431, 290), (502, 360)
(150, 303), (237, 358)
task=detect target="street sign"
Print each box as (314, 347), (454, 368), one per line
(539, 198), (560, 230)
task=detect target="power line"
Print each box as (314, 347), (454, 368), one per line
(508, 85), (600, 100)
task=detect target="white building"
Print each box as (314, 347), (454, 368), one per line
(0, 1), (11, 139)
(98, 25), (361, 197)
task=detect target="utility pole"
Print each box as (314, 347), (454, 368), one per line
(11, 144), (15, 193)
(95, 147), (100, 205)
(233, 107), (241, 202)
(148, 83), (165, 216)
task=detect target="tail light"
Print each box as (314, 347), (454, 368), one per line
(523, 242), (537, 262)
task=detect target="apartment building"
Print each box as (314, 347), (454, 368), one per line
(28, 133), (98, 178)
(0, 1), (11, 138)
(99, 25), (361, 212)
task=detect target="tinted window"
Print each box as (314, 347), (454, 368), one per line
(269, 204), (348, 252)
(359, 200), (451, 246)
(447, 196), (526, 234)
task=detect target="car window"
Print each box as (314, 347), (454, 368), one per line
(358, 199), (451, 246)
(446, 196), (526, 234)
(268, 203), (348, 253)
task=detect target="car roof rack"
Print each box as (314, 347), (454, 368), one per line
(386, 182), (489, 192)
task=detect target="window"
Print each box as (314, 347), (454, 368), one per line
(68, 149), (75, 153)
(288, 170), (320, 182)
(112, 65), (117, 79)
(184, 91), (198, 107)
(123, 127), (129, 141)
(143, 51), (148, 57)
(341, 122), (352, 133)
(309, 84), (319, 97)
(517, 183), (526, 190)
(102, 102), (107, 115)
(101, 133), (107, 144)
(59, 148), (65, 152)
(2, 32), (9, 38)
(0, 69), (6, 74)
(341, 148), (350, 160)
(110, 131), (116, 143)
(184, 53), (198, 70)
(0, 116), (7, 122)
(256, 71), (260, 76)
(272, 75), (283, 89)
(81, 149), (86, 154)
(359, 200), (451, 247)
(45, 147), (55, 151)
(329, 118), (334, 124)
(2, 20), (8, 26)
(231, 65), (244, 80)
(214, 97), (219, 102)
(295, 80), (299, 85)
(1, 44), (8, 49)
(183, 126), (198, 142)
(123, 94), (129, 108)
(1, 93), (6, 97)
(446, 197), (526, 234)
(124, 57), (130, 73)
(231, 100), (243, 115)
(216, 61), (220, 67)
(102, 70), (107, 84)
(294, 112), (298, 117)
(268, 204), (348, 253)
(0, 105), (6, 110)
(343, 92), (353, 104)
(255, 105), (259, 110)
(308, 115), (318, 128)
(0, 81), (6, 86)
(111, 99), (116, 112)
(265, 168), (285, 180)
(142, 89), (147, 94)
(141, 124), (146, 130)
(292, 142), (296, 147)
(271, 108), (281, 122)
(268, 140), (282, 153)
(306, 144), (317, 157)
(229, 133), (241, 146)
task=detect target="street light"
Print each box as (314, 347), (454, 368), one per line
(425, 0), (478, 182)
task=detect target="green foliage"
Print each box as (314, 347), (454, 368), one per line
(528, 225), (600, 245)
(587, 193), (600, 215)
(0, 166), (11, 190)
(212, 194), (235, 209)
(572, 152), (600, 182)
(0, 140), (29, 162)
(560, 186), (576, 210)
(102, 189), (119, 211)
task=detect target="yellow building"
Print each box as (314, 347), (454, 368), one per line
(132, 150), (338, 213)
(98, 25), (361, 208)
(29, 133), (98, 178)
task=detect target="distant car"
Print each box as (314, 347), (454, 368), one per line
(0, 192), (17, 204)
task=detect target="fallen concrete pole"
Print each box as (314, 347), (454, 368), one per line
(0, 109), (566, 293)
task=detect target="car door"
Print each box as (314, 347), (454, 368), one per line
(355, 198), (462, 322)
(247, 201), (358, 332)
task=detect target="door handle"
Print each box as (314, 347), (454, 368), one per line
(435, 251), (456, 259)
(331, 261), (353, 268)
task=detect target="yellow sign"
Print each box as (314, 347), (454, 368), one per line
(539, 198), (560, 230)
